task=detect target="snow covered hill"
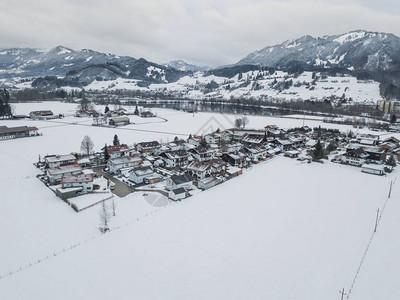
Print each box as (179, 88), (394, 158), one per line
(85, 70), (381, 104)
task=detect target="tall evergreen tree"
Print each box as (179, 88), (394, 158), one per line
(313, 139), (324, 160)
(113, 134), (120, 146)
(104, 143), (110, 162)
(387, 154), (397, 167)
(134, 105), (139, 116)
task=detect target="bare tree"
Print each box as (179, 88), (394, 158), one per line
(99, 201), (112, 233)
(241, 116), (249, 128)
(111, 198), (117, 216)
(79, 96), (94, 111)
(80, 135), (94, 156)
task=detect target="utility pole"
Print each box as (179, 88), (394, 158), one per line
(340, 288), (346, 300)
(374, 208), (380, 233)
(388, 180), (393, 198)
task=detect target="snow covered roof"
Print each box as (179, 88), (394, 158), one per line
(130, 166), (153, 176)
(47, 164), (82, 176)
(61, 174), (94, 184)
(45, 154), (76, 163)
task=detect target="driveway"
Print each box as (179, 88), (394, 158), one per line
(93, 167), (135, 198)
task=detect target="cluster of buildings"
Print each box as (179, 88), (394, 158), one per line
(42, 154), (99, 200)
(39, 123), (398, 203)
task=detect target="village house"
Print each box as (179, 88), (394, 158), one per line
(141, 111), (154, 118)
(222, 152), (248, 168)
(103, 144), (136, 159)
(222, 142), (242, 153)
(190, 146), (215, 162)
(46, 164), (83, 184)
(136, 141), (162, 156)
(243, 146), (266, 162)
(167, 140), (186, 151)
(161, 150), (189, 168)
(109, 116), (130, 126)
(75, 110), (99, 117)
(187, 135), (203, 147)
(204, 133), (221, 144)
(168, 187), (187, 201)
(45, 154), (77, 168)
(0, 126), (39, 140)
(275, 139), (293, 152)
(341, 147), (369, 166)
(107, 155), (142, 174)
(187, 158), (226, 179)
(166, 173), (193, 191)
(29, 110), (54, 119)
(61, 174), (94, 191)
(129, 166), (157, 184)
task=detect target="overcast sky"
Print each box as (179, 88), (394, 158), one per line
(1, 0), (400, 67)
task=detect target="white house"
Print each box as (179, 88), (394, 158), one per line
(46, 164), (83, 184)
(129, 166), (155, 184)
(161, 150), (189, 168)
(166, 173), (193, 191)
(136, 141), (162, 156)
(190, 146), (215, 162)
(61, 174), (94, 191)
(168, 187), (187, 201)
(104, 144), (136, 159)
(107, 155), (142, 174)
(198, 177), (219, 190)
(45, 154), (76, 168)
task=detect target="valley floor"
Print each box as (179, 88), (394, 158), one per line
(0, 102), (398, 299)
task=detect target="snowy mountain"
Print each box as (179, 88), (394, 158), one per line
(236, 30), (400, 73)
(163, 60), (211, 72)
(0, 46), (187, 87)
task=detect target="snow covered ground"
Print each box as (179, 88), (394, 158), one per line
(0, 102), (398, 299)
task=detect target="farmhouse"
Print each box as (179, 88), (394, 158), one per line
(29, 110), (54, 119)
(45, 154), (76, 168)
(0, 126), (39, 140)
(109, 116), (130, 126)
(46, 164), (83, 184)
(222, 152), (247, 168)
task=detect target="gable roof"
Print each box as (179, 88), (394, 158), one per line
(170, 173), (193, 185)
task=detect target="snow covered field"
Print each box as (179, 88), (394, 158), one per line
(0, 102), (398, 299)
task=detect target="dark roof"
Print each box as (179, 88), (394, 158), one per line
(172, 187), (186, 195)
(30, 110), (53, 116)
(170, 173), (193, 185)
(0, 126), (36, 135)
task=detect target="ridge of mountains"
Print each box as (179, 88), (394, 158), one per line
(1, 30), (400, 98)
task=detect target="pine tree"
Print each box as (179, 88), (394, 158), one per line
(387, 154), (397, 167)
(313, 139), (324, 160)
(390, 114), (397, 124)
(134, 105), (139, 116)
(104, 143), (110, 162)
(113, 134), (120, 146)
(104, 105), (109, 114)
